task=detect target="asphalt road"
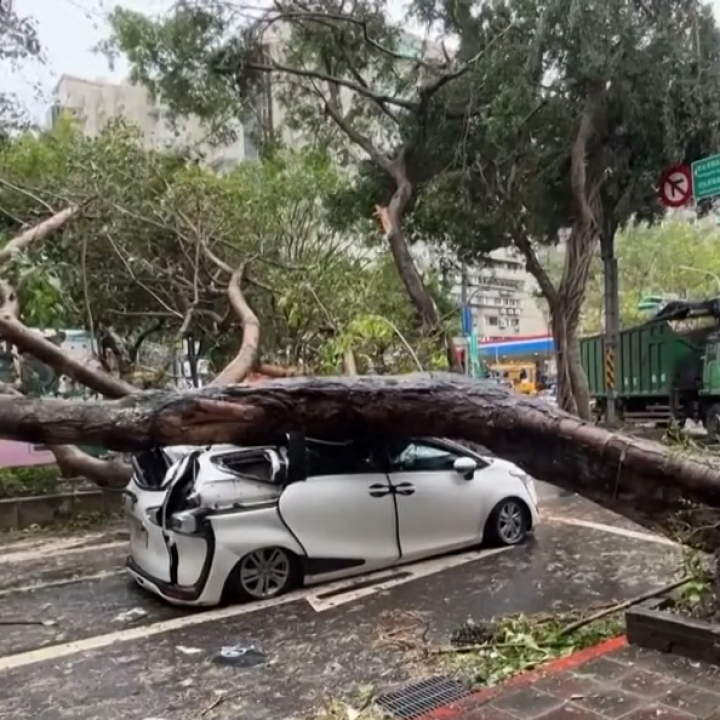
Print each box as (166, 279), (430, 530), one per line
(0, 487), (683, 720)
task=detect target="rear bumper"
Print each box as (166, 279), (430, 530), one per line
(126, 554), (216, 607)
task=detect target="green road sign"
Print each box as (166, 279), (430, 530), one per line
(692, 154), (720, 200)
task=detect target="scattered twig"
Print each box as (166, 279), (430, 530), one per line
(199, 694), (227, 717)
(558, 576), (692, 637)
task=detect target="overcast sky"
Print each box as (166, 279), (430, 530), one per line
(9, 0), (720, 122)
(7, 0), (412, 122)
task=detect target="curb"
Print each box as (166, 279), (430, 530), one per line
(416, 635), (628, 720)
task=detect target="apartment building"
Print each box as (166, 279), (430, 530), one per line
(461, 248), (548, 339)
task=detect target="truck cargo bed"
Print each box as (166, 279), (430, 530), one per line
(580, 321), (710, 398)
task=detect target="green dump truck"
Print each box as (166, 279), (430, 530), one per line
(579, 298), (720, 433)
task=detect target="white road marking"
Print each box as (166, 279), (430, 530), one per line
(306, 546), (514, 611)
(0, 546), (515, 671)
(0, 570), (124, 598)
(0, 540), (126, 566)
(546, 516), (678, 547)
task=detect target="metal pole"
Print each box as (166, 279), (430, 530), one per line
(460, 265), (469, 375)
(602, 232), (619, 427)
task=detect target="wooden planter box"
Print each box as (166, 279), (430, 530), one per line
(626, 596), (720, 665)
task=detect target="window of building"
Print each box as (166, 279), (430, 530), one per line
(486, 315), (498, 326)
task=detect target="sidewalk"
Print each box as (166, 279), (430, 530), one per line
(417, 639), (720, 720)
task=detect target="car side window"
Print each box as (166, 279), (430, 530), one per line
(391, 441), (461, 472)
(306, 440), (384, 477)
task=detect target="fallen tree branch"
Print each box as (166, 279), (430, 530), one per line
(557, 576), (692, 637)
(0, 373), (719, 545)
(211, 265), (260, 386)
(0, 317), (135, 398)
(0, 200), (94, 263)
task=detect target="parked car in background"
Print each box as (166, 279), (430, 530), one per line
(125, 434), (539, 607)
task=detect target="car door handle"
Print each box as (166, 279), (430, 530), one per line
(393, 482), (416, 496)
(368, 483), (392, 498)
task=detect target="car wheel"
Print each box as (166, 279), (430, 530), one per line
(486, 498), (529, 546)
(225, 547), (299, 603)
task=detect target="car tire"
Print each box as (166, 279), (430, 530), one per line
(223, 546), (300, 604)
(486, 498), (530, 546)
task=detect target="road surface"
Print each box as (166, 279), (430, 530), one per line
(0, 485), (683, 720)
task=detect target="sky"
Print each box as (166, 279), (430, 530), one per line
(6, 0), (412, 122)
(10, 0), (720, 123)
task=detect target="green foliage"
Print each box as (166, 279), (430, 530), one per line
(1, 116), (436, 375)
(445, 610), (624, 687)
(577, 219), (720, 333)
(0, 465), (60, 498)
(344, 0), (720, 276)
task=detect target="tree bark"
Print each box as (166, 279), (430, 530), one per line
(0, 372), (718, 546)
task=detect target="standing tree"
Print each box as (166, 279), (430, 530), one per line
(103, 0), (509, 366)
(347, 0), (720, 417)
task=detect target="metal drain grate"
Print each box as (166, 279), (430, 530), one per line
(375, 675), (472, 720)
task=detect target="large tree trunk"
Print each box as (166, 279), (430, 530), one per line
(0, 372), (718, 547)
(550, 302), (591, 420)
(376, 156), (462, 372)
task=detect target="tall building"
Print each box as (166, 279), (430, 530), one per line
(48, 74), (265, 167)
(458, 247), (548, 339)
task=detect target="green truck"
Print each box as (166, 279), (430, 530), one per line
(579, 298), (720, 433)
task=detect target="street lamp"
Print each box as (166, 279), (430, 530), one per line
(679, 265), (720, 293)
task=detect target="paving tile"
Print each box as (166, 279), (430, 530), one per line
(618, 670), (682, 698)
(490, 687), (564, 720)
(574, 688), (644, 719)
(623, 649), (716, 684)
(574, 658), (633, 683)
(661, 685), (720, 718)
(618, 705), (696, 720)
(686, 671), (720, 693)
(534, 672), (603, 700)
(461, 706), (517, 720)
(533, 703), (605, 720)
(610, 646), (649, 666)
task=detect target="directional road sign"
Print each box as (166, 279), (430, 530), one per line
(692, 154), (720, 201)
(659, 165), (692, 208)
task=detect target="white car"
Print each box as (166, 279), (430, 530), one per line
(124, 435), (539, 607)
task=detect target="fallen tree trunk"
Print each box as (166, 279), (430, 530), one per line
(0, 372), (717, 545)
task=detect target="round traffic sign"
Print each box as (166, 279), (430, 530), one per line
(659, 165), (692, 208)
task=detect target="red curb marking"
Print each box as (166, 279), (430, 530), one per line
(415, 635), (628, 720)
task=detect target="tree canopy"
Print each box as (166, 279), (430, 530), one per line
(104, 0), (720, 416)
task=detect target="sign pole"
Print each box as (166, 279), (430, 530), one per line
(601, 223), (619, 428)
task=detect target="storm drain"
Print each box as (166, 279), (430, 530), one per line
(375, 676), (472, 720)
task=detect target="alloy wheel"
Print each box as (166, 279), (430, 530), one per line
(239, 548), (291, 599)
(496, 500), (526, 544)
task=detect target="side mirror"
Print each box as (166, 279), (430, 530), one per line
(453, 456), (478, 479)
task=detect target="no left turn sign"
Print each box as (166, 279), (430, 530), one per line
(659, 165), (692, 208)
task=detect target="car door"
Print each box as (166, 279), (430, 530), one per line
(278, 439), (400, 576)
(388, 439), (488, 561)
